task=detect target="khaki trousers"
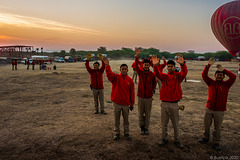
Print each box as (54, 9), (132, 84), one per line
(161, 101), (180, 142)
(138, 97), (152, 129)
(92, 89), (104, 111)
(203, 108), (224, 144)
(113, 102), (129, 134)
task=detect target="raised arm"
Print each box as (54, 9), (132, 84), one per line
(85, 60), (93, 74)
(103, 58), (116, 83)
(202, 58), (215, 85)
(100, 60), (105, 73)
(223, 69), (236, 88)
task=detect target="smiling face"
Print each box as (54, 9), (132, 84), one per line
(143, 62), (150, 71)
(215, 72), (225, 81)
(167, 64), (175, 73)
(120, 66), (128, 75)
(93, 63), (99, 70)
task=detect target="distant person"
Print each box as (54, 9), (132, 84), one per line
(85, 53), (106, 114)
(27, 60), (30, 70)
(131, 62), (138, 83)
(11, 60), (15, 70)
(152, 53), (187, 149)
(14, 60), (17, 70)
(32, 60), (35, 70)
(39, 61), (42, 70)
(198, 58), (236, 151)
(103, 57), (135, 141)
(135, 48), (156, 135)
(42, 63), (46, 70)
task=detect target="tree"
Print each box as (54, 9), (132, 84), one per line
(97, 47), (107, 54)
(60, 50), (66, 57)
(70, 48), (77, 56)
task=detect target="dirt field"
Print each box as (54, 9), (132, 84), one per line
(0, 60), (239, 160)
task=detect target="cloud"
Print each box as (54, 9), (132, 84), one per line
(0, 12), (104, 35)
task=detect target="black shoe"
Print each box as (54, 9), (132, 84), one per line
(144, 129), (149, 135)
(174, 141), (184, 149)
(101, 110), (107, 115)
(140, 126), (145, 135)
(113, 134), (120, 141)
(94, 111), (99, 114)
(198, 138), (209, 144)
(158, 139), (168, 146)
(124, 134), (132, 140)
(212, 143), (222, 151)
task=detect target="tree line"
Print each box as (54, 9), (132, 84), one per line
(48, 47), (234, 60)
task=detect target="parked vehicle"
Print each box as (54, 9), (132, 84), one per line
(54, 57), (64, 63)
(64, 56), (73, 62)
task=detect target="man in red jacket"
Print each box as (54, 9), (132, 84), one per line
(85, 53), (106, 114)
(152, 54), (187, 149)
(198, 58), (236, 151)
(103, 58), (135, 141)
(135, 48), (156, 135)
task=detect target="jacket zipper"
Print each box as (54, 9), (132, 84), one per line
(144, 74), (147, 98)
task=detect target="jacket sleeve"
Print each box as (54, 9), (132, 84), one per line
(153, 64), (166, 81)
(130, 79), (135, 106)
(202, 64), (214, 86)
(100, 61), (105, 73)
(105, 65), (116, 83)
(178, 63), (188, 82)
(223, 69), (236, 88)
(85, 61), (93, 74)
(135, 56), (143, 75)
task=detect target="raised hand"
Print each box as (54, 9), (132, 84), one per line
(102, 57), (109, 66)
(208, 57), (215, 65)
(98, 53), (103, 61)
(135, 47), (141, 57)
(216, 64), (224, 71)
(86, 53), (92, 61)
(176, 53), (184, 64)
(152, 55), (160, 66)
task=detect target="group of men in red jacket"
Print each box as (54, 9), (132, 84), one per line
(85, 50), (236, 151)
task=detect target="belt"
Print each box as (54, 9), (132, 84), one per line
(162, 100), (179, 103)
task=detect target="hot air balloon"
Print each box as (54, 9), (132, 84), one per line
(211, 0), (240, 57)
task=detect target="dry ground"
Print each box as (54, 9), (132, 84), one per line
(0, 60), (239, 160)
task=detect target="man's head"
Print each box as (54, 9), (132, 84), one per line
(215, 70), (225, 81)
(93, 62), (100, 70)
(143, 59), (150, 71)
(120, 64), (128, 75)
(167, 60), (176, 73)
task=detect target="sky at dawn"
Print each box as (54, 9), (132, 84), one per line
(0, 0), (233, 52)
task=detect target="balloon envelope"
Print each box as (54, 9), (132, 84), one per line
(211, 0), (240, 57)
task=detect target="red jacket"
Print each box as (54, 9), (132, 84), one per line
(202, 64), (236, 111)
(85, 61), (105, 89)
(135, 56), (156, 98)
(154, 63), (187, 101)
(132, 59), (143, 70)
(105, 65), (135, 106)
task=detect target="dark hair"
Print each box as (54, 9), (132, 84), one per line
(143, 59), (150, 64)
(215, 70), (225, 76)
(93, 62), (100, 66)
(120, 64), (128, 69)
(167, 60), (175, 66)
